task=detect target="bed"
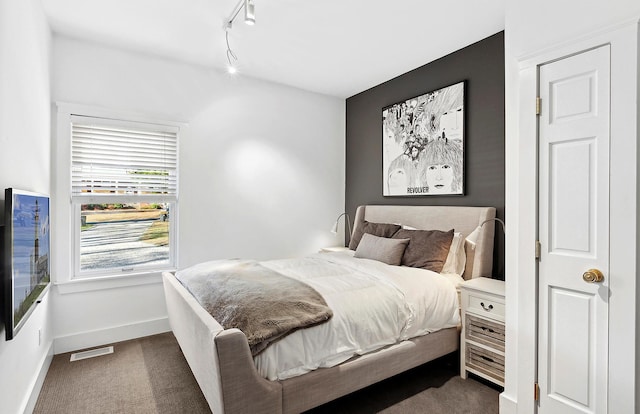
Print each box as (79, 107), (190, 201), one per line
(162, 205), (496, 413)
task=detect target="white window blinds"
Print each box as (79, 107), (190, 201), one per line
(71, 116), (178, 202)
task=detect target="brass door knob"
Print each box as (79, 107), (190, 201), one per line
(582, 269), (604, 283)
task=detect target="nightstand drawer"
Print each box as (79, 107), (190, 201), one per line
(465, 315), (505, 352)
(467, 294), (505, 319)
(466, 343), (505, 384)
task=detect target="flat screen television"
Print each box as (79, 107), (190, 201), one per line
(2, 188), (50, 340)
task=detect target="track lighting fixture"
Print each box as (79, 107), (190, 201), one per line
(223, 0), (256, 74)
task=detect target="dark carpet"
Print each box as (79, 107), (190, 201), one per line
(34, 332), (500, 413)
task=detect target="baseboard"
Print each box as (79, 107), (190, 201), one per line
(53, 317), (171, 354)
(499, 392), (518, 414)
(23, 341), (54, 414)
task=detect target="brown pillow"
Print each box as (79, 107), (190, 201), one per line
(354, 233), (410, 265)
(348, 221), (401, 250)
(392, 229), (454, 272)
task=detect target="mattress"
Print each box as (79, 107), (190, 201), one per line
(252, 251), (462, 380)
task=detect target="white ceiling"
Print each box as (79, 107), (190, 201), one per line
(41, 0), (505, 98)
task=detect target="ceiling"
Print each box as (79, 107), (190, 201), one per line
(41, 0), (505, 98)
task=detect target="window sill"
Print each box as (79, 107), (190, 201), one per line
(54, 269), (175, 295)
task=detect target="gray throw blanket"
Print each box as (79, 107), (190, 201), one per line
(176, 259), (333, 356)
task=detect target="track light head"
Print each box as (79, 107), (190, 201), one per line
(244, 0), (255, 25)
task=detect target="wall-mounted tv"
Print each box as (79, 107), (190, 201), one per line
(2, 188), (50, 340)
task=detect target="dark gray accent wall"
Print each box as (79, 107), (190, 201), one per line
(345, 32), (505, 278)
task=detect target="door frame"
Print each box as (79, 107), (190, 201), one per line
(502, 19), (639, 414)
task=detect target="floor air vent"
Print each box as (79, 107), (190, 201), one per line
(70, 346), (114, 362)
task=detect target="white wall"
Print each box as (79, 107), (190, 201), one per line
(503, 1), (640, 413)
(506, 0), (640, 58)
(0, 0), (53, 412)
(50, 37), (345, 351)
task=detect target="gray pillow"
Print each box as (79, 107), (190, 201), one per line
(354, 233), (410, 265)
(392, 229), (454, 272)
(348, 221), (401, 250)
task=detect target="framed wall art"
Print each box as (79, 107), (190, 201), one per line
(382, 81), (465, 196)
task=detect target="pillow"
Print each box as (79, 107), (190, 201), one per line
(441, 232), (466, 275)
(353, 233), (410, 265)
(348, 221), (401, 250)
(403, 226), (465, 275)
(392, 228), (454, 272)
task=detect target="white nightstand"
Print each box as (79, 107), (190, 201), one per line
(460, 277), (505, 387)
(318, 246), (350, 253)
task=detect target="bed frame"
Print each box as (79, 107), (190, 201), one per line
(163, 205), (496, 413)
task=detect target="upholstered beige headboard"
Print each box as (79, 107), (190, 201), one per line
(352, 205), (496, 279)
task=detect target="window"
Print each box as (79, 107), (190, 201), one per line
(70, 115), (178, 278)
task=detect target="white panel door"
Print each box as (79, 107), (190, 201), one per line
(538, 45), (610, 414)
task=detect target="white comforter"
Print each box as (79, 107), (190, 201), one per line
(252, 251), (462, 380)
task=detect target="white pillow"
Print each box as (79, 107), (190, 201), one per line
(441, 232), (466, 275)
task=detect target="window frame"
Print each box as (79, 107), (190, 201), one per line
(54, 103), (183, 293)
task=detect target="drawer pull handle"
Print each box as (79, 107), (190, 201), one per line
(480, 355), (495, 363)
(481, 327), (496, 333)
(480, 302), (494, 311)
